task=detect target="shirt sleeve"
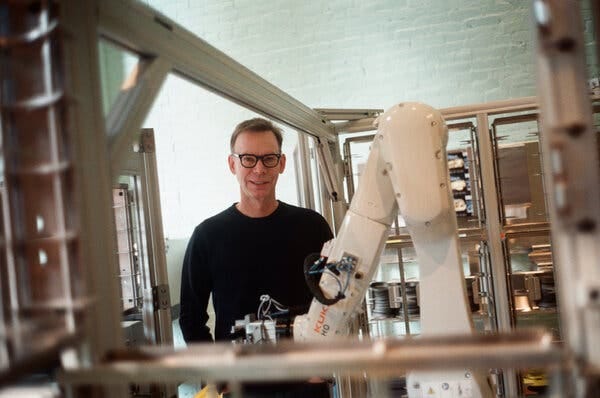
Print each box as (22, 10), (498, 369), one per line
(318, 212), (334, 243)
(179, 225), (213, 343)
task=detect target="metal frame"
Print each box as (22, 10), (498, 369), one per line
(137, 129), (173, 346)
(334, 97), (539, 135)
(534, 1), (600, 394)
(0, 0), (137, 385)
(115, 129), (176, 398)
(61, 330), (559, 385)
(1, 0), (598, 397)
(59, 0), (126, 363)
(61, 2), (130, 396)
(74, 0), (339, 353)
(107, 58), (171, 178)
(338, 111), (521, 395)
(97, 0), (344, 240)
(98, 0), (335, 154)
(96, 0), (342, 242)
(1, 0), (338, 385)
(294, 133), (316, 211)
(476, 113), (519, 396)
(117, 129), (173, 346)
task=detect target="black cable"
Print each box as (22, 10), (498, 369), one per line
(303, 253), (345, 306)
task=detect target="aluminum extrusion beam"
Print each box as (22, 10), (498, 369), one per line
(60, 2), (130, 396)
(295, 134), (316, 210)
(61, 330), (560, 385)
(476, 112), (519, 396)
(333, 97), (540, 134)
(441, 97), (538, 121)
(61, 0), (126, 361)
(138, 129), (173, 346)
(315, 108), (383, 121)
(97, 0), (336, 142)
(334, 117), (378, 134)
(534, 0), (600, 375)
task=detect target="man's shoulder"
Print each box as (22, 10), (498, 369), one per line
(278, 202), (329, 226)
(194, 205), (238, 232)
(279, 201), (322, 217)
(280, 203), (333, 239)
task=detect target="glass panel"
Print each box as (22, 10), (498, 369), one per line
(505, 234), (560, 342)
(97, 39), (140, 117)
(490, 114), (548, 225)
(142, 73), (305, 240)
(341, 120), (484, 234)
(489, 112), (562, 395)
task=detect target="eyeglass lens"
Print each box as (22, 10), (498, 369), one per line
(239, 154), (280, 168)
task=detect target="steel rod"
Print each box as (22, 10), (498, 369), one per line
(60, 330), (560, 385)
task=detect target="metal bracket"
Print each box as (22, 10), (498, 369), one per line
(139, 129), (155, 153)
(315, 138), (342, 202)
(152, 284), (170, 311)
(582, 283), (600, 309)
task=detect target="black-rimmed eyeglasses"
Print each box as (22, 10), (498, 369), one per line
(231, 153), (282, 168)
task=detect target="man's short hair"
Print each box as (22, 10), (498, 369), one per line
(230, 118), (283, 153)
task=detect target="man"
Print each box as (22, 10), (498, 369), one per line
(179, 117), (333, 397)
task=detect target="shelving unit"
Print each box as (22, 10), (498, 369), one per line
(336, 100), (600, 396)
(342, 121), (493, 339)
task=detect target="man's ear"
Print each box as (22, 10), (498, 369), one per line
(228, 155), (236, 174)
(279, 153), (286, 174)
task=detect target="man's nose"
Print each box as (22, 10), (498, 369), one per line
(252, 160), (268, 173)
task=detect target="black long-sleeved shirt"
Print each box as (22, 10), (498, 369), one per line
(179, 201), (333, 342)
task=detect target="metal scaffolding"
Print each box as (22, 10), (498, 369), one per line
(0, 0), (599, 397)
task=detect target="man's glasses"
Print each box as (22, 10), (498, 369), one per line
(231, 153), (282, 168)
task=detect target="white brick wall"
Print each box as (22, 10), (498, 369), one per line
(143, 0), (539, 108)
(137, 0), (544, 241)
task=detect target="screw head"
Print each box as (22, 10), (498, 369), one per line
(555, 37), (576, 52)
(577, 218), (596, 233)
(565, 122), (586, 138)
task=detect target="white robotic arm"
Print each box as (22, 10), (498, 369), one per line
(294, 102), (492, 397)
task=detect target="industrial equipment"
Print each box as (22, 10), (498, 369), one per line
(294, 102), (493, 397)
(1, 1), (600, 398)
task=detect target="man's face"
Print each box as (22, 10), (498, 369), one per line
(228, 130), (286, 203)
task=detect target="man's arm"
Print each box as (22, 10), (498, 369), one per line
(179, 226), (213, 342)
